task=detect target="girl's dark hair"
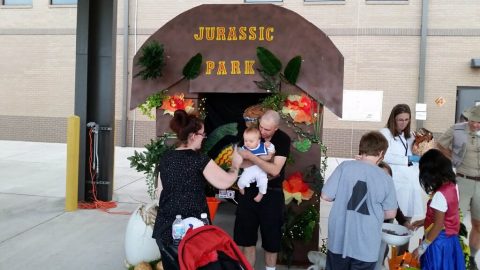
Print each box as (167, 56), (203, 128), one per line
(378, 161), (393, 177)
(419, 149), (456, 194)
(169, 110), (203, 144)
(386, 104), (412, 139)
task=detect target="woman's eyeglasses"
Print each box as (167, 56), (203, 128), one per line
(195, 132), (207, 138)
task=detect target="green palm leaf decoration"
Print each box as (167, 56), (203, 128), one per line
(202, 123), (238, 153)
(135, 41), (165, 80)
(183, 53), (203, 80)
(283, 56), (302, 85)
(257, 47), (282, 76)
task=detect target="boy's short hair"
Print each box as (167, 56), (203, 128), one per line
(244, 127), (261, 138)
(359, 131), (388, 156)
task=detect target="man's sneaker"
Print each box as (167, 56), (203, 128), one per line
(470, 256), (479, 270)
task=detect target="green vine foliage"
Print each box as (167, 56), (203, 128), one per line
(127, 134), (174, 200)
(280, 111), (322, 144)
(261, 92), (287, 111)
(135, 41), (165, 80)
(281, 204), (320, 267)
(279, 147), (327, 265)
(138, 90), (168, 119)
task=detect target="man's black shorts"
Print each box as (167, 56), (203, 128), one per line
(233, 186), (285, 252)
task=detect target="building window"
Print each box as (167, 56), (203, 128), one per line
(244, 0), (283, 3)
(3, 0), (32, 5)
(51, 0), (77, 4)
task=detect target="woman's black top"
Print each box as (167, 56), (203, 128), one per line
(152, 149), (211, 244)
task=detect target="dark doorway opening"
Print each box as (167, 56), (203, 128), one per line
(201, 92), (268, 198)
(456, 87), (480, 122)
(202, 93), (269, 134)
(201, 93), (268, 157)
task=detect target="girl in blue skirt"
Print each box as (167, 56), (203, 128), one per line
(412, 149), (466, 269)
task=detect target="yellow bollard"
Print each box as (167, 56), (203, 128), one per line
(65, 115), (80, 211)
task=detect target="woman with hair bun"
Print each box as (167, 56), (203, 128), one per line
(152, 110), (242, 257)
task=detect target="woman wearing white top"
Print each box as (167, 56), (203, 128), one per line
(380, 104), (426, 248)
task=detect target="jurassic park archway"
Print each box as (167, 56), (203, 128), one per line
(130, 4), (343, 116)
(130, 4), (344, 266)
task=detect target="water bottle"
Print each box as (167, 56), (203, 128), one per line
(200, 213), (209, 225)
(172, 215), (185, 246)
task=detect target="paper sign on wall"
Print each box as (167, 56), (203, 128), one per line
(341, 90), (383, 122)
(415, 103), (427, 120)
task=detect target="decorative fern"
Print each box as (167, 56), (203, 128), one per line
(254, 69), (281, 93)
(135, 41), (165, 80)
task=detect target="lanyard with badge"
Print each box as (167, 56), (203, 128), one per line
(398, 135), (413, 166)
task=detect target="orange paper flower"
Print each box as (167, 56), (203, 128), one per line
(282, 172), (314, 205)
(160, 93), (195, 115)
(281, 94), (318, 125)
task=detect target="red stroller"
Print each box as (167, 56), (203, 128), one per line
(177, 225), (253, 270)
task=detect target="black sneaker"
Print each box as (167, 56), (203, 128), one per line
(470, 256), (479, 270)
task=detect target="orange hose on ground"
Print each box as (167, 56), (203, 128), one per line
(78, 129), (131, 215)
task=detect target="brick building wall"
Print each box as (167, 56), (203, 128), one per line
(0, 0), (479, 158)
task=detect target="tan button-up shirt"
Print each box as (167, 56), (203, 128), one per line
(438, 124), (480, 177)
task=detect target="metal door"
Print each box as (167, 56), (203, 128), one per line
(456, 87), (480, 122)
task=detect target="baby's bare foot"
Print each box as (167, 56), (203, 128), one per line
(239, 188), (245, 195)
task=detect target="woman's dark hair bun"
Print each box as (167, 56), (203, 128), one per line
(169, 109), (203, 143)
(170, 109), (188, 133)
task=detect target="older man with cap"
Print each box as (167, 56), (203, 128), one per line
(437, 105), (480, 270)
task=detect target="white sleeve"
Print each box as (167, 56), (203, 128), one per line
(380, 128), (409, 166)
(267, 142), (275, 153)
(430, 192), (448, 212)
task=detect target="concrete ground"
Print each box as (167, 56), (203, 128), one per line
(0, 140), (476, 269)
